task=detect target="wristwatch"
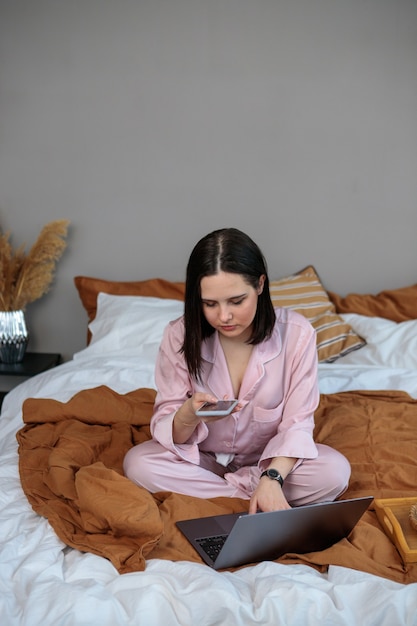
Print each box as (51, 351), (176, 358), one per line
(260, 468), (284, 487)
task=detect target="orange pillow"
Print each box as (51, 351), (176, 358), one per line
(328, 283), (417, 322)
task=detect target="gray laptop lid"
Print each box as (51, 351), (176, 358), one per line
(176, 496), (373, 570)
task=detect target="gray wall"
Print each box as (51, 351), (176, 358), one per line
(1, 0), (416, 361)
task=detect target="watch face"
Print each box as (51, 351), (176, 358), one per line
(260, 468), (283, 486)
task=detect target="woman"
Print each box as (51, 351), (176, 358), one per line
(123, 228), (350, 513)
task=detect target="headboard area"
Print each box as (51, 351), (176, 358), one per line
(74, 268), (417, 362)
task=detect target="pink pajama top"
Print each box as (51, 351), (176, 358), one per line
(151, 307), (319, 472)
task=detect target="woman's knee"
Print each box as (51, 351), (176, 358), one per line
(286, 446), (351, 505)
(320, 446), (351, 497)
(123, 445), (141, 483)
(123, 441), (155, 486)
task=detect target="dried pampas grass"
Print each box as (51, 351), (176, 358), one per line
(0, 220), (70, 311)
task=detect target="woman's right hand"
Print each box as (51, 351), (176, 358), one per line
(175, 392), (218, 428)
(173, 393), (239, 442)
(189, 393), (242, 423)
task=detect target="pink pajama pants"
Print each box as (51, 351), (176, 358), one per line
(123, 440), (351, 506)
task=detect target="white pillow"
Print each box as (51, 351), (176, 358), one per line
(338, 313), (417, 369)
(75, 293), (184, 360)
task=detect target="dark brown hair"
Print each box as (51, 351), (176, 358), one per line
(182, 228), (276, 380)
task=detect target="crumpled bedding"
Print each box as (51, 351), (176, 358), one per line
(17, 385), (417, 583)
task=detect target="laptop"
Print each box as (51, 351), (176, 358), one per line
(176, 496), (373, 570)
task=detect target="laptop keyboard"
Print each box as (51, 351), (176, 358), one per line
(196, 534), (227, 561)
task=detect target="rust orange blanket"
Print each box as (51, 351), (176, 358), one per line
(17, 386), (417, 583)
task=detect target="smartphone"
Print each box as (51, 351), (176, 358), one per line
(195, 399), (238, 417)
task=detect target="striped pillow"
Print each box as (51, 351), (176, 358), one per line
(269, 266), (366, 362)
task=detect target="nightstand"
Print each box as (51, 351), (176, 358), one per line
(0, 352), (61, 409)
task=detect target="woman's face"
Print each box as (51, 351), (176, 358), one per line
(200, 271), (264, 342)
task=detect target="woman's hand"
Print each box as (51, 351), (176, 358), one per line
(249, 479), (291, 513)
(173, 392), (219, 443)
(249, 457), (297, 513)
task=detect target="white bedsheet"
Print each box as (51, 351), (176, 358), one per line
(1, 313), (417, 626)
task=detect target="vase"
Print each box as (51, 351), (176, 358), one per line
(0, 310), (29, 364)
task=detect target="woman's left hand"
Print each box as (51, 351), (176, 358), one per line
(248, 457), (297, 513)
(249, 479), (291, 513)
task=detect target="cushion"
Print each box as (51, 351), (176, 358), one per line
(74, 293), (184, 360)
(328, 283), (417, 322)
(337, 313), (417, 369)
(74, 276), (185, 342)
(270, 266), (366, 362)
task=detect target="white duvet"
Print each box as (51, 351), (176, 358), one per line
(1, 303), (417, 626)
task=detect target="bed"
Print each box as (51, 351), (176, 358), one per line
(1, 266), (417, 626)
